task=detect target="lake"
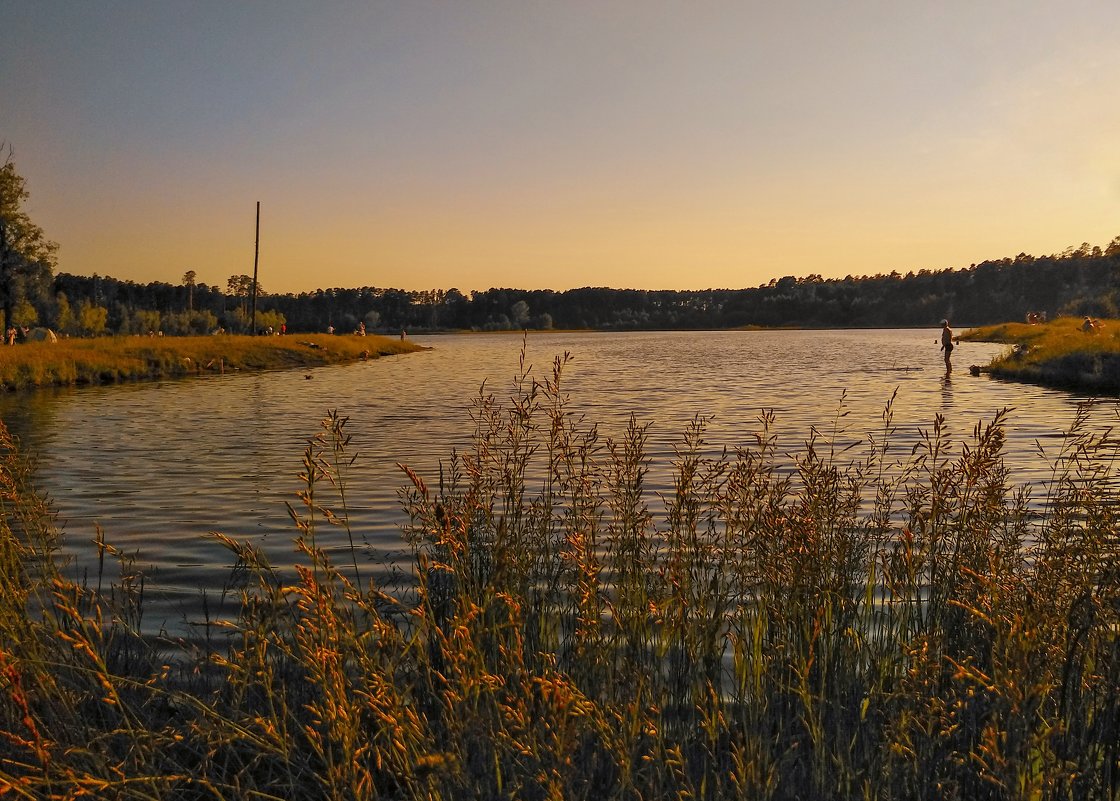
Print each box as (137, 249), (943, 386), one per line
(0, 328), (1115, 633)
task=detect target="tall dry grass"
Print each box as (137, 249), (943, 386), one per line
(967, 316), (1120, 392)
(0, 351), (1118, 799)
(0, 333), (421, 391)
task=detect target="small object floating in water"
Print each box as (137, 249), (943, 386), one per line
(969, 364), (989, 376)
(305, 374), (313, 380)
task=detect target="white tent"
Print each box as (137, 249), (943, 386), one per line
(26, 327), (58, 343)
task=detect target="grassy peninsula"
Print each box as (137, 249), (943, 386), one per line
(962, 315), (1120, 393)
(0, 333), (424, 391)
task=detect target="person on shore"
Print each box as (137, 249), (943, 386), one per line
(1082, 316), (1096, 334)
(940, 319), (954, 373)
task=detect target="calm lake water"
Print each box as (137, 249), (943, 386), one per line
(1, 329), (1116, 632)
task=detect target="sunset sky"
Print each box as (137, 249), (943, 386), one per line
(2, 1), (1119, 295)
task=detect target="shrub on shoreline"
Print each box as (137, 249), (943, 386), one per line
(1, 355), (1118, 799)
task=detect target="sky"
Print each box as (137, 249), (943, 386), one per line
(2, 1), (1119, 295)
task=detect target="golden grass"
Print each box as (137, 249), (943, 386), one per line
(0, 333), (425, 391)
(1, 351), (1118, 799)
(963, 316), (1120, 392)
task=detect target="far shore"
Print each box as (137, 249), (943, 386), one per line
(0, 333), (426, 392)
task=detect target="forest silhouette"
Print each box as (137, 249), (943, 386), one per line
(46, 236), (1120, 335)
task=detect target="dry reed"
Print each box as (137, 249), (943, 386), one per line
(0, 333), (422, 391)
(0, 350), (1118, 799)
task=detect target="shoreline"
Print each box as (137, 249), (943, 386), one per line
(0, 333), (426, 392)
(962, 316), (1120, 395)
(8, 320), (1116, 396)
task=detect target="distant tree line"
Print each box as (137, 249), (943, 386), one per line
(6, 149), (1120, 337)
(35, 237), (1120, 336)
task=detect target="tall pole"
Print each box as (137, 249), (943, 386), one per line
(250, 201), (259, 335)
(0, 219), (9, 334)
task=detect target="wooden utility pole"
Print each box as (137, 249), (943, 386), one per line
(250, 201), (259, 335)
(0, 219), (9, 334)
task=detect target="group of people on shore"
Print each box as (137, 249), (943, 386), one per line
(324, 321), (407, 340)
(4, 326), (60, 344)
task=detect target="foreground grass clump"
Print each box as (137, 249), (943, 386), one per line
(0, 333), (423, 391)
(964, 316), (1120, 392)
(2, 355), (1119, 799)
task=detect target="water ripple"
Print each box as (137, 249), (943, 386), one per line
(0, 329), (1113, 631)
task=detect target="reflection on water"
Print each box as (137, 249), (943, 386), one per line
(940, 373), (954, 413)
(0, 329), (1114, 631)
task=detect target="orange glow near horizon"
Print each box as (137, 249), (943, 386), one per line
(3, 4), (1118, 294)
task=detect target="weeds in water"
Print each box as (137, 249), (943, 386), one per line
(0, 353), (1118, 799)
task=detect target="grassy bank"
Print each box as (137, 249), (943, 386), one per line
(1, 356), (1119, 799)
(0, 333), (424, 391)
(962, 316), (1120, 393)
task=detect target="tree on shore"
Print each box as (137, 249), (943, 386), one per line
(226, 274), (264, 329)
(54, 292), (76, 335)
(0, 147), (57, 333)
(77, 298), (108, 336)
(182, 269), (196, 312)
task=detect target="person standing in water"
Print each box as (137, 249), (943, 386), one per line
(940, 319), (954, 373)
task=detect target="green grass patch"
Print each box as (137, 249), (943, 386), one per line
(0, 333), (424, 391)
(963, 315), (1120, 393)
